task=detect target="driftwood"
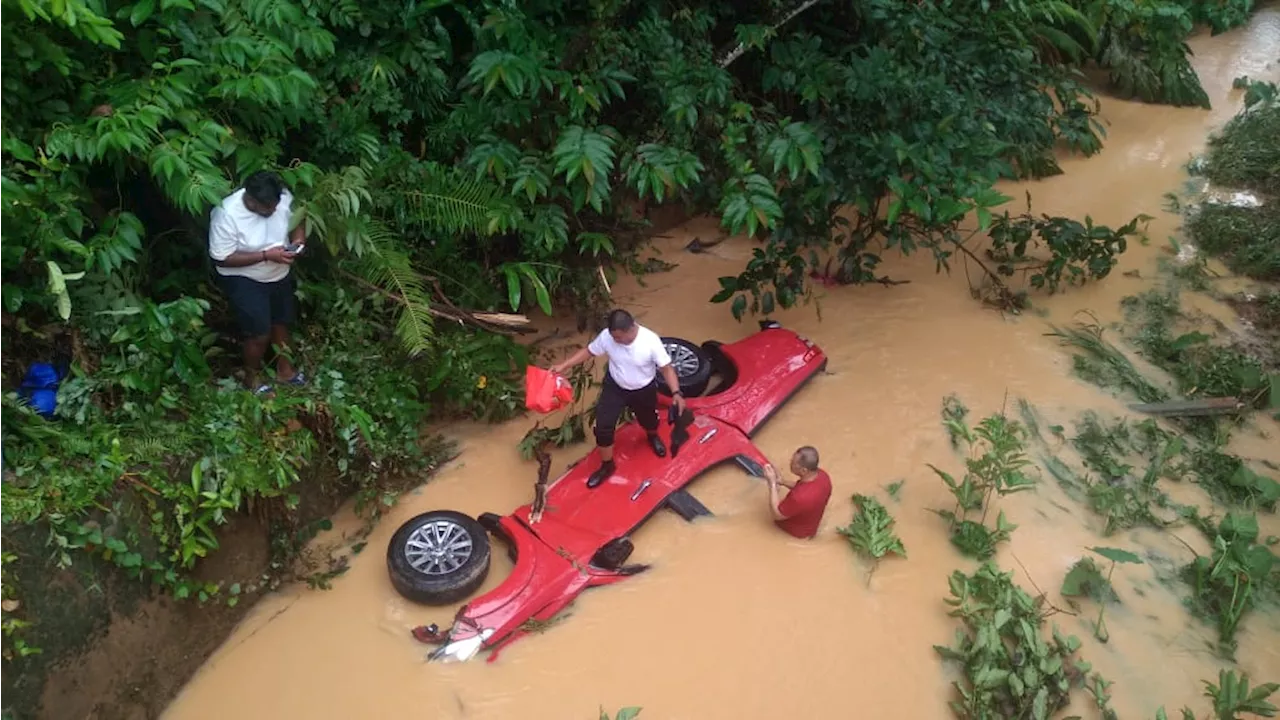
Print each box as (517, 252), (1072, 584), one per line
(339, 270), (533, 335)
(1128, 397), (1245, 418)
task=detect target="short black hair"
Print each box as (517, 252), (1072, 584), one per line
(606, 309), (635, 332)
(794, 446), (820, 471)
(243, 170), (285, 206)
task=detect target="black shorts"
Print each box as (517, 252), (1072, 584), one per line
(219, 272), (296, 338)
(593, 372), (659, 447)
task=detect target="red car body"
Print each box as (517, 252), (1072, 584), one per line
(418, 325), (828, 663)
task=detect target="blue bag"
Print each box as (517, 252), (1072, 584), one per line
(19, 362), (63, 418)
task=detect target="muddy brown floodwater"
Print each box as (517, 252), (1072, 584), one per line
(165, 12), (1280, 720)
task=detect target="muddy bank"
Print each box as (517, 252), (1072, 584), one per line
(1, 467), (394, 720)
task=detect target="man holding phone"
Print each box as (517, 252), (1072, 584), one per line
(209, 170), (307, 393)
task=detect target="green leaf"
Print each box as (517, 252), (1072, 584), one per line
(614, 709), (642, 720)
(505, 267), (521, 312)
(130, 0), (156, 25)
(1089, 546), (1142, 564)
(1, 283), (22, 311)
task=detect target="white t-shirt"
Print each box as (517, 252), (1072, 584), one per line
(587, 325), (673, 390)
(208, 188), (294, 282)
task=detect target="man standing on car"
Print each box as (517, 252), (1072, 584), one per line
(764, 446), (832, 539)
(209, 170), (307, 393)
(549, 309), (687, 488)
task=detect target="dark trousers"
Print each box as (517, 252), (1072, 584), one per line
(218, 272), (296, 338)
(593, 373), (659, 447)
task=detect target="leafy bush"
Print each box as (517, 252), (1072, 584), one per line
(936, 562), (1117, 720)
(1183, 512), (1279, 655)
(0, 287), (519, 612)
(931, 402), (1037, 559)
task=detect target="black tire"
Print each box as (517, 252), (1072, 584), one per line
(659, 336), (712, 397)
(387, 510), (491, 606)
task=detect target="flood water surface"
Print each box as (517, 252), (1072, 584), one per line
(164, 12), (1280, 720)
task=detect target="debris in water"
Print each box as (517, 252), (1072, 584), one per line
(1128, 397), (1245, 418)
(530, 443), (552, 524)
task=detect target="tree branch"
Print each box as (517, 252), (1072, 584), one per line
(338, 270), (534, 335)
(717, 0), (826, 69)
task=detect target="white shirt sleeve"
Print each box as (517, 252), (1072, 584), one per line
(208, 207), (238, 261)
(587, 330), (610, 357)
(652, 334), (673, 367)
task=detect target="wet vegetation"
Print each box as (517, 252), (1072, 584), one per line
(936, 562), (1118, 720)
(838, 493), (907, 582)
(932, 403), (1037, 559)
(928, 84), (1280, 717)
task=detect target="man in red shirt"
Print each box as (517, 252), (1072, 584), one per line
(764, 446), (832, 539)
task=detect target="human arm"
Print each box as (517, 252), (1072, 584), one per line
(217, 247), (296, 267)
(767, 474), (793, 521)
(209, 207), (295, 266)
(549, 346), (593, 375)
(286, 193), (306, 247)
(763, 462), (796, 489)
(659, 363), (687, 412)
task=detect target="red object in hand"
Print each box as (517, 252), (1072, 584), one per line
(524, 366), (574, 414)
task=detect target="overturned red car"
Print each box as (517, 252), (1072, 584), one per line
(386, 320), (828, 663)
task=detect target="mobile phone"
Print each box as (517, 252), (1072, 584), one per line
(283, 242), (304, 254)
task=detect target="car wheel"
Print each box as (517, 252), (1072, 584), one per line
(659, 337), (712, 396)
(387, 510), (491, 606)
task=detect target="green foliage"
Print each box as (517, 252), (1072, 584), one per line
(0, 0), (1267, 684)
(1123, 290), (1275, 410)
(1199, 89), (1280, 196)
(1186, 201), (1280, 282)
(1066, 413), (1187, 533)
(599, 708), (642, 720)
(1, 552), (40, 662)
(838, 493), (907, 580)
(986, 200), (1152, 295)
(1060, 546), (1143, 642)
(1047, 321), (1170, 404)
(1156, 669), (1280, 720)
(0, 288), (502, 610)
(935, 562), (1116, 720)
(932, 404), (1037, 559)
(1202, 669), (1279, 719)
(1183, 512), (1279, 655)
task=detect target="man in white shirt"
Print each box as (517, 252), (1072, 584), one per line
(208, 171), (307, 393)
(549, 309), (688, 488)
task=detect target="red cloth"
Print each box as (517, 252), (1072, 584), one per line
(524, 366), (574, 414)
(776, 470), (833, 539)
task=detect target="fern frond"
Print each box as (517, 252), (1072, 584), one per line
(352, 223), (435, 356)
(394, 161), (514, 237)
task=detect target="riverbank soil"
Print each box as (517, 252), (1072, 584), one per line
(1, 467), (395, 720)
(156, 9), (1279, 720)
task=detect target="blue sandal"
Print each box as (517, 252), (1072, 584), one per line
(282, 372), (307, 387)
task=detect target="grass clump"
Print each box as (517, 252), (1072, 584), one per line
(1186, 203), (1280, 281)
(1200, 92), (1280, 196)
(1124, 290), (1272, 402)
(1062, 413), (1191, 534)
(1046, 321), (1168, 404)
